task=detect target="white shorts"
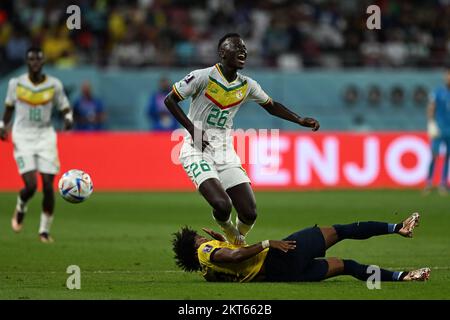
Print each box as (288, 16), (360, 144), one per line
(12, 131), (60, 175)
(179, 141), (250, 190)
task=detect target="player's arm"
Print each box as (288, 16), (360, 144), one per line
(202, 228), (227, 242)
(164, 91), (210, 151)
(427, 101), (435, 120)
(211, 240), (296, 263)
(0, 104), (14, 141)
(55, 81), (73, 131)
(261, 100), (320, 131)
(1, 78), (17, 141)
(61, 108), (74, 130)
(427, 95), (439, 138)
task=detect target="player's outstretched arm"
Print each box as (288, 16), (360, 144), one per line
(164, 92), (210, 151)
(211, 240), (296, 263)
(202, 228), (227, 242)
(0, 106), (14, 141)
(61, 108), (74, 131)
(261, 100), (320, 131)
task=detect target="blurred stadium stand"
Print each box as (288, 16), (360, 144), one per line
(0, 0), (448, 131)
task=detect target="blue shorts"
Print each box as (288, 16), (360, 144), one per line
(431, 136), (450, 156)
(264, 226), (328, 282)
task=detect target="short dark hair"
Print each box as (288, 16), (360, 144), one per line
(26, 47), (43, 57)
(172, 226), (201, 272)
(218, 33), (241, 50)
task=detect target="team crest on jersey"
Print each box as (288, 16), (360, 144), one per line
(203, 245), (213, 253)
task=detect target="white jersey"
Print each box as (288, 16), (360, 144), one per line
(173, 64), (271, 146)
(5, 73), (70, 138)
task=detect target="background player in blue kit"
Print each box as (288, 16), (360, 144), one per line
(426, 67), (450, 195)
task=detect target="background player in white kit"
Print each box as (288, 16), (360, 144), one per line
(0, 47), (73, 243)
(165, 34), (320, 244)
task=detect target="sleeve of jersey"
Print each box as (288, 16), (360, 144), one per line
(5, 79), (17, 107)
(55, 81), (71, 111)
(172, 70), (203, 101)
(247, 79), (272, 106)
(198, 242), (220, 265)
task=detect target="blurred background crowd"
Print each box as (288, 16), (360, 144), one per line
(0, 0), (448, 132)
(1, 0), (450, 74)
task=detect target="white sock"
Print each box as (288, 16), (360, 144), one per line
(39, 212), (54, 234)
(213, 214), (239, 240)
(236, 217), (254, 237)
(16, 195), (28, 213)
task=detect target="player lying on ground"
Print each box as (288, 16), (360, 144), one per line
(0, 47), (73, 243)
(172, 212), (430, 282)
(164, 33), (319, 245)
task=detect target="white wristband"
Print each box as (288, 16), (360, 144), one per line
(0, 120), (4, 129)
(261, 240), (270, 249)
(64, 111), (73, 122)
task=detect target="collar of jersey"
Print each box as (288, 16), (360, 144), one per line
(215, 64), (240, 85)
(27, 74), (48, 87)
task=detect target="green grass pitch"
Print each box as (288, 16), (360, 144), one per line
(0, 190), (449, 300)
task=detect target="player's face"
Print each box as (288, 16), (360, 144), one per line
(446, 70), (450, 87)
(220, 37), (247, 69)
(27, 51), (45, 74)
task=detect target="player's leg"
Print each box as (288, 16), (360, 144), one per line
(38, 173), (55, 242)
(198, 178), (242, 243)
(35, 138), (59, 242)
(320, 212), (420, 250)
(12, 144), (39, 232)
(425, 138), (440, 193)
(180, 150), (241, 243)
(216, 164), (253, 238)
(12, 170), (38, 232)
(439, 137), (450, 195)
(226, 182), (257, 238)
(321, 257), (430, 281)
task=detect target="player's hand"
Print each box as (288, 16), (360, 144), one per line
(0, 128), (7, 141)
(427, 120), (439, 138)
(202, 228), (227, 242)
(299, 117), (320, 131)
(269, 240), (296, 253)
(63, 119), (73, 131)
(190, 127), (211, 152)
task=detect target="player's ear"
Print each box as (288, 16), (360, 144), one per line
(40, 52), (46, 64)
(218, 47), (226, 60)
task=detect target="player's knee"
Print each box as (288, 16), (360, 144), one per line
(25, 181), (38, 195)
(212, 197), (232, 218)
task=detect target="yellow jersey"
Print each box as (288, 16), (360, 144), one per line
(197, 240), (268, 282)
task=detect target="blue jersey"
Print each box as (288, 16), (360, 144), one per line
(430, 86), (450, 137)
(73, 96), (104, 131)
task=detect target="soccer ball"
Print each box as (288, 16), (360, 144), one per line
(58, 169), (93, 203)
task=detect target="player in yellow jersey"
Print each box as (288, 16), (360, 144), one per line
(0, 47), (73, 243)
(165, 33), (320, 245)
(172, 212), (430, 282)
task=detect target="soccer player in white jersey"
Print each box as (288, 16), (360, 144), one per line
(0, 47), (73, 243)
(165, 34), (320, 244)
